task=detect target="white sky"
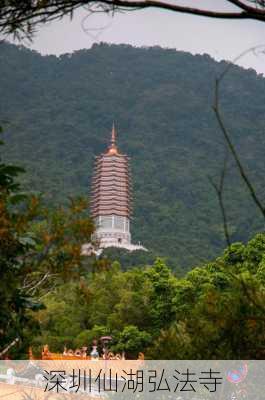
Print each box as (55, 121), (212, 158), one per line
(19, 0), (265, 74)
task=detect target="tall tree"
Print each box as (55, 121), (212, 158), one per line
(0, 133), (94, 357)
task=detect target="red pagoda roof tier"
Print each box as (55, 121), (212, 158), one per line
(90, 196), (132, 204)
(94, 164), (129, 171)
(94, 157), (129, 164)
(91, 211), (130, 218)
(91, 187), (131, 196)
(91, 194), (132, 201)
(91, 199), (131, 205)
(92, 189), (130, 196)
(92, 166), (130, 174)
(90, 195), (131, 202)
(91, 208), (132, 215)
(92, 178), (130, 184)
(91, 184), (131, 193)
(90, 197), (131, 205)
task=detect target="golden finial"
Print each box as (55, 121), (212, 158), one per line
(111, 121), (116, 145)
(106, 122), (119, 155)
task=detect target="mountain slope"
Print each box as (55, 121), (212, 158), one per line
(1, 41), (265, 270)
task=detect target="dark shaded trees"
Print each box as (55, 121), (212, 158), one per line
(32, 234), (265, 359)
(0, 133), (41, 356)
(0, 134), (94, 357)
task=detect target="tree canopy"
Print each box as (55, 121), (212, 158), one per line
(29, 234), (265, 359)
(0, 131), (94, 357)
(1, 122), (265, 359)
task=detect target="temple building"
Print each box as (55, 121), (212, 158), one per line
(83, 124), (146, 254)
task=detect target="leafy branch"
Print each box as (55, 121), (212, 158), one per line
(1, 1), (265, 39)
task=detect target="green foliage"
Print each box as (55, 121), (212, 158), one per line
(74, 325), (110, 349)
(0, 134), (95, 357)
(0, 134), (41, 357)
(2, 41), (265, 270)
(2, 42), (265, 360)
(2, 176), (265, 360)
(29, 233), (265, 359)
(145, 259), (177, 330)
(111, 325), (151, 358)
(100, 247), (156, 270)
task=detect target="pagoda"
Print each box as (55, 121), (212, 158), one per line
(83, 123), (146, 254)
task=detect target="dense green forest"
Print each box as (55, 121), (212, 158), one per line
(1, 149), (265, 359)
(1, 41), (265, 270)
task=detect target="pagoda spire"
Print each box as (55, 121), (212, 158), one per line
(106, 122), (119, 155)
(111, 121), (116, 145)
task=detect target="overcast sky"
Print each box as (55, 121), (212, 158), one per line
(21, 0), (265, 74)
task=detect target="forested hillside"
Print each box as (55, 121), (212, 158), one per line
(1, 41), (265, 270)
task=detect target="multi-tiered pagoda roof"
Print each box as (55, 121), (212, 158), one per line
(90, 124), (132, 219)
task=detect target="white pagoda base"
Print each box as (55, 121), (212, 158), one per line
(81, 241), (147, 257)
